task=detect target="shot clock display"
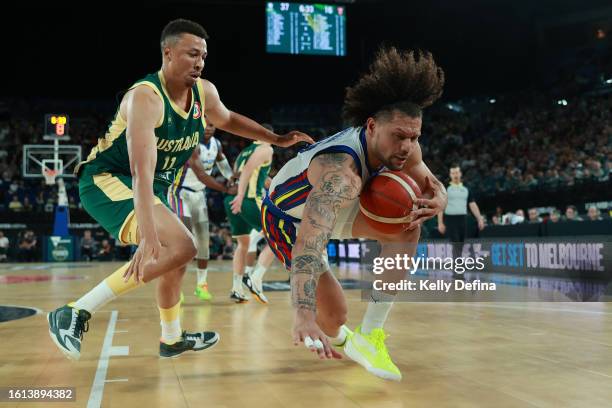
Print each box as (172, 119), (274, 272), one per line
(44, 114), (70, 141)
(266, 2), (346, 56)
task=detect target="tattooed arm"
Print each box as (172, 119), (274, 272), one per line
(290, 152), (361, 359)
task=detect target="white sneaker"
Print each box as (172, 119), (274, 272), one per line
(243, 274), (268, 304)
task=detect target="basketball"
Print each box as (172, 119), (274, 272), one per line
(359, 170), (423, 234)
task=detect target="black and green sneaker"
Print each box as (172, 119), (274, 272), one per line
(159, 330), (220, 358)
(229, 291), (249, 303)
(47, 304), (91, 360)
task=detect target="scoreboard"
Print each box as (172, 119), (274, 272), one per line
(266, 2), (346, 56)
(44, 114), (70, 141)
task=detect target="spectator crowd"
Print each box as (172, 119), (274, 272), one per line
(0, 53), (610, 261)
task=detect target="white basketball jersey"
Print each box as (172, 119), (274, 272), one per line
(180, 137), (221, 191)
(268, 127), (381, 220)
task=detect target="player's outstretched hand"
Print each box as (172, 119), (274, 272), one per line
(275, 131), (315, 147)
(293, 318), (342, 360)
(124, 235), (161, 283)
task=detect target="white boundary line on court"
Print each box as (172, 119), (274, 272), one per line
(87, 311), (129, 408)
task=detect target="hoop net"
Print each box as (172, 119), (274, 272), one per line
(43, 168), (58, 185)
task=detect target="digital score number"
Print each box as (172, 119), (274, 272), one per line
(44, 114), (70, 140)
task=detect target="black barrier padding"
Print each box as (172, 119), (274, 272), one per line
(480, 223), (542, 238)
(545, 220), (612, 236)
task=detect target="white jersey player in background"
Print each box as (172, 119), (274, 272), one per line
(168, 119), (235, 301)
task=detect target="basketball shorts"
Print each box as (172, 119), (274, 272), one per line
(167, 187), (210, 258)
(167, 187), (209, 222)
(260, 195), (360, 270)
(223, 195), (263, 237)
(78, 168), (168, 245)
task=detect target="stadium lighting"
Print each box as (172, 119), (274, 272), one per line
(446, 103), (463, 112)
(557, 99), (568, 106)
(489, 99), (496, 104)
(605, 78), (612, 84)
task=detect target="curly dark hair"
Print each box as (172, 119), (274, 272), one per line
(342, 47), (445, 126)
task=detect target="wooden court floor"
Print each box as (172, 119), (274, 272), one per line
(1, 261), (612, 408)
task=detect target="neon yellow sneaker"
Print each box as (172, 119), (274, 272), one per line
(194, 284), (213, 301)
(343, 326), (402, 381)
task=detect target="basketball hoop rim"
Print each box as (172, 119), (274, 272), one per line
(43, 168), (59, 185)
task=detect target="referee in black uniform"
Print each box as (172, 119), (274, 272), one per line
(437, 165), (484, 262)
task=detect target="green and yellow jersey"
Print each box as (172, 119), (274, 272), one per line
(75, 71), (207, 243)
(234, 141), (272, 201)
(76, 70), (206, 192)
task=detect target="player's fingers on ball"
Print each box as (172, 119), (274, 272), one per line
(414, 217), (426, 227)
(418, 198), (433, 208)
(421, 209), (436, 218)
(423, 211), (436, 220)
(406, 221), (419, 231)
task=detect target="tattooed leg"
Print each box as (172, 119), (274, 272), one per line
(315, 271), (348, 337)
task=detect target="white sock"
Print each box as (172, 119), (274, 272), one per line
(196, 268), (208, 286)
(252, 264), (267, 282)
(244, 266), (254, 277)
(74, 281), (116, 313)
(160, 318), (182, 344)
(361, 291), (396, 334)
(232, 273), (243, 293)
(330, 325), (350, 346)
